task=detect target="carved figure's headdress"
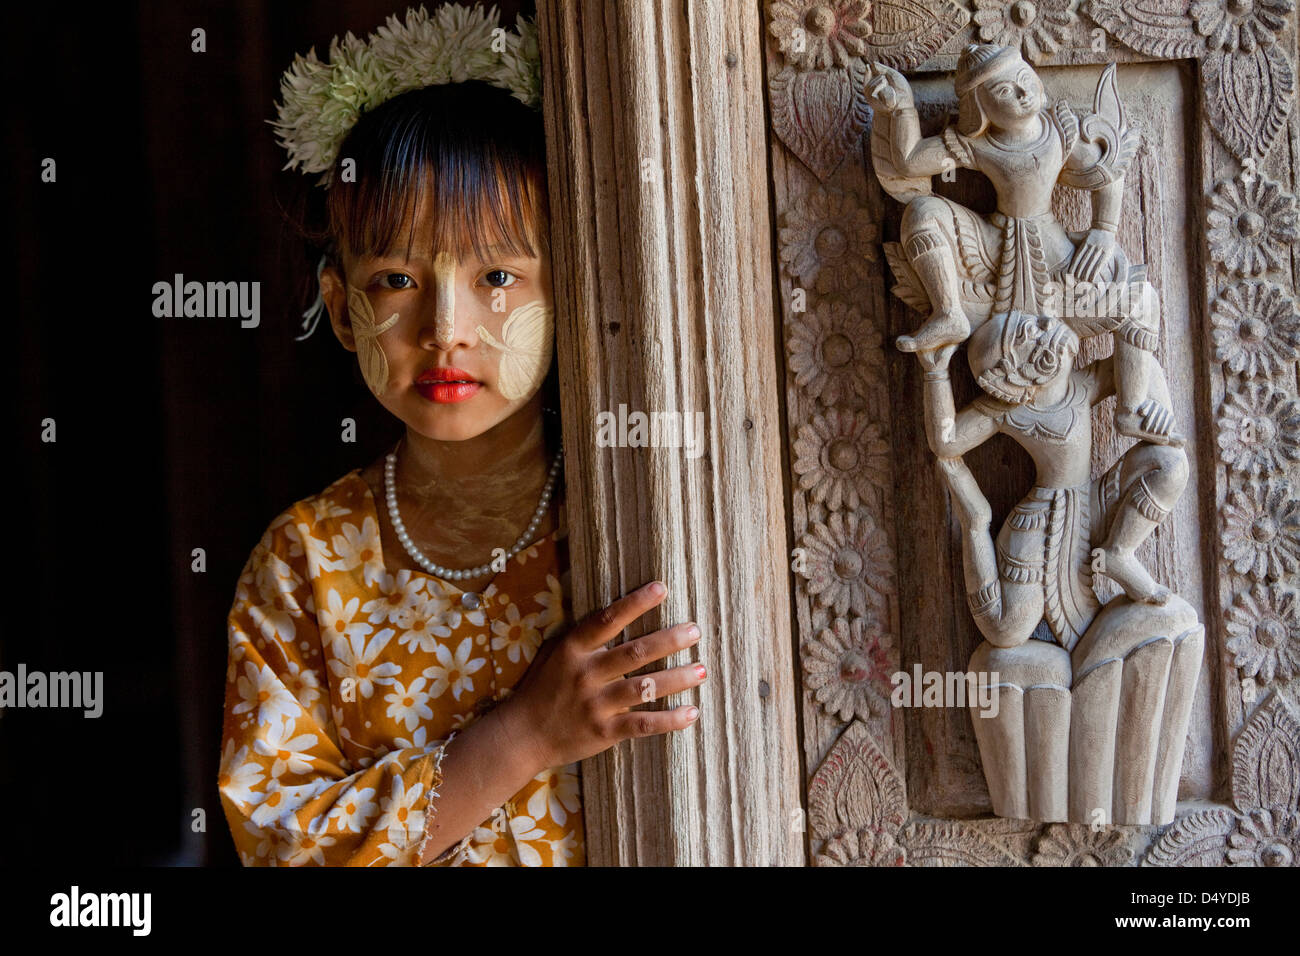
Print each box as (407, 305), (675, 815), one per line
(954, 44), (1025, 96)
(271, 3), (541, 186)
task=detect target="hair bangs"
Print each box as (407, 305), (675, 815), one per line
(325, 82), (548, 268)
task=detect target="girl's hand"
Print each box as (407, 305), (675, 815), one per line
(499, 581), (706, 772)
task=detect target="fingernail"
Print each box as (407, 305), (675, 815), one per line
(649, 581), (666, 597)
(687, 624), (701, 639)
(695, 665), (707, 680)
(685, 706), (699, 721)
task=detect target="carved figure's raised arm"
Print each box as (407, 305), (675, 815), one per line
(918, 345), (999, 458)
(865, 63), (958, 183)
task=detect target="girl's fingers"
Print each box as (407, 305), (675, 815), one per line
(592, 622), (701, 680)
(607, 662), (707, 710)
(611, 704), (700, 742)
(573, 581), (668, 651)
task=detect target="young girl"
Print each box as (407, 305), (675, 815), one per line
(218, 3), (707, 867)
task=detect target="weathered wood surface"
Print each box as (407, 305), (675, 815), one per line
(537, 0), (804, 865)
(763, 1), (1300, 865)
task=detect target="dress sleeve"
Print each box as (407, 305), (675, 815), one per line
(218, 506), (452, 866)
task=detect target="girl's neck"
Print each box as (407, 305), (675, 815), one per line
(397, 396), (551, 510)
(380, 396), (559, 582)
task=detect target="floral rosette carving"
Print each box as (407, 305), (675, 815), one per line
(1215, 383), (1300, 475)
(1031, 824), (1136, 866)
(1190, 0), (1294, 51)
(1225, 583), (1300, 685)
(1146, 693), (1300, 866)
(1219, 478), (1300, 581)
(793, 409), (892, 510)
(769, 0), (874, 70)
(973, 0), (1080, 62)
(1207, 175), (1300, 277)
(1210, 281), (1300, 379)
(796, 510), (896, 616)
(778, 186), (880, 295)
(802, 614), (894, 721)
(787, 300), (883, 407)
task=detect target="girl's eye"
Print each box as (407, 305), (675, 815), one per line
(484, 269), (517, 289)
(379, 273), (414, 290)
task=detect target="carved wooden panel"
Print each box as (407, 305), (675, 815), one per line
(763, 0), (1300, 865)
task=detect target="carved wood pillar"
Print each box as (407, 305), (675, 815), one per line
(535, 1), (805, 864)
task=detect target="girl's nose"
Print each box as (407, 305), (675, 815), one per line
(432, 251), (456, 347)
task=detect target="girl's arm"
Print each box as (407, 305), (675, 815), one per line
(221, 515), (453, 866)
(420, 582), (705, 863)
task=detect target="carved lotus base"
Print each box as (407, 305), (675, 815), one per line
(969, 595), (1204, 826)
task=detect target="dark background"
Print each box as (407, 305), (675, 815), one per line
(6, 0), (530, 865)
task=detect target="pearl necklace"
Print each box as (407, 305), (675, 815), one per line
(384, 443), (563, 582)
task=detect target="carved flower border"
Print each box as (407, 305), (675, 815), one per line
(764, 0), (1300, 865)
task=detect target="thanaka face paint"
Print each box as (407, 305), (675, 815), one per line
(346, 284), (401, 396)
(433, 251), (456, 346)
(476, 300), (554, 401)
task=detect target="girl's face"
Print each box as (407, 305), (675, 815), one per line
(322, 193), (554, 442)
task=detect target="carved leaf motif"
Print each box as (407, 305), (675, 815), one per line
(1203, 45), (1296, 162)
(1143, 807), (1237, 866)
(899, 821), (1024, 866)
(769, 63), (870, 182)
(1232, 692), (1300, 813)
(864, 0), (971, 70)
(1082, 0), (1205, 58)
(806, 719), (908, 846)
(882, 241), (931, 313)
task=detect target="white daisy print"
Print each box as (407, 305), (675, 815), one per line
(509, 814), (549, 867)
(384, 677), (433, 731)
(327, 628), (401, 698)
(422, 637), (487, 701)
(526, 764), (582, 826)
(278, 830), (338, 866)
(331, 516), (385, 587)
(218, 740), (265, 808)
(548, 830), (579, 866)
(287, 521), (337, 575)
(360, 570), (420, 625)
(491, 604), (543, 664)
(395, 595), (454, 653)
(534, 573), (566, 637)
(376, 774), (426, 848)
(233, 660), (301, 728)
(319, 589), (373, 647)
(254, 716), (320, 779)
(327, 786), (379, 834)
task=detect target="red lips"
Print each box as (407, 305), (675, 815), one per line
(415, 366), (480, 404)
(415, 367), (477, 384)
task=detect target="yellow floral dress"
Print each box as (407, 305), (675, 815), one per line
(218, 468), (585, 866)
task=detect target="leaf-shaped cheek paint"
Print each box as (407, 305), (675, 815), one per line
(476, 300), (554, 401)
(346, 285), (401, 396)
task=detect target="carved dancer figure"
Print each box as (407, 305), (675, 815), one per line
(867, 44), (1183, 447)
(917, 311), (1188, 650)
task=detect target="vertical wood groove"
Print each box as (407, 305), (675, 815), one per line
(538, 0), (803, 865)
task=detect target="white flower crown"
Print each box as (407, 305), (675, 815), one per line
(271, 2), (542, 184)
